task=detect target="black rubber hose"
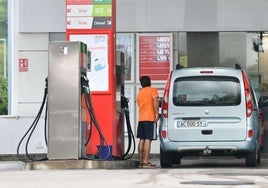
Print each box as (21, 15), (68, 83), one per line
(121, 96), (135, 160)
(16, 78), (48, 162)
(25, 93), (47, 162)
(84, 92), (111, 159)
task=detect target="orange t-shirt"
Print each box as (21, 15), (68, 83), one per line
(137, 87), (158, 121)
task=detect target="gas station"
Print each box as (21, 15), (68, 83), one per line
(1, 0), (268, 171)
(2, 0), (268, 186)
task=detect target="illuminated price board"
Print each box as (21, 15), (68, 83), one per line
(137, 34), (173, 82)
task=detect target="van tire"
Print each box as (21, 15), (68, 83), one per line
(172, 155), (181, 165)
(160, 148), (172, 168)
(245, 147), (257, 167)
(257, 148), (261, 164)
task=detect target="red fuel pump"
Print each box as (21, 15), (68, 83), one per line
(66, 0), (128, 160)
(81, 50), (126, 160)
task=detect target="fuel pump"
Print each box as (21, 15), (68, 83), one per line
(116, 51), (135, 160)
(47, 41), (113, 160)
(84, 50), (135, 160)
(17, 41), (109, 161)
(16, 42), (135, 162)
(47, 41), (95, 160)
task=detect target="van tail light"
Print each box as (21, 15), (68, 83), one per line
(248, 130), (253, 138)
(162, 93), (169, 118)
(162, 72), (172, 118)
(242, 70), (253, 117)
(161, 130), (167, 139)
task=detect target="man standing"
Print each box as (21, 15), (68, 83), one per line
(137, 76), (159, 168)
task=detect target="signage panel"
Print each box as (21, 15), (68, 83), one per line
(19, 59), (28, 72)
(92, 17), (112, 28)
(66, 0), (116, 157)
(67, 0), (113, 30)
(67, 17), (94, 29)
(67, 5), (92, 17)
(67, 0), (92, 5)
(92, 5), (112, 17)
(137, 34), (172, 82)
(93, 0), (111, 5)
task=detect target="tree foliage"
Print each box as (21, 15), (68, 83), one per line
(0, 0), (7, 115)
(0, 75), (7, 114)
(0, 0), (7, 39)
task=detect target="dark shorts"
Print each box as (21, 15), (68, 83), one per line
(137, 121), (157, 140)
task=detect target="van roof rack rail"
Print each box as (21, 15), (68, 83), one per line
(176, 63), (184, 70)
(235, 64), (241, 69)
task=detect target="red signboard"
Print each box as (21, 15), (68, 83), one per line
(66, 0), (112, 29)
(138, 34), (172, 82)
(66, 0), (119, 158)
(67, 0), (92, 5)
(19, 59), (28, 72)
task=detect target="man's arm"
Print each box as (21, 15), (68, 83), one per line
(153, 96), (159, 121)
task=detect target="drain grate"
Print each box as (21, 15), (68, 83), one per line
(181, 180), (255, 185)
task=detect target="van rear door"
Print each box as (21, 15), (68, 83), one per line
(167, 70), (247, 142)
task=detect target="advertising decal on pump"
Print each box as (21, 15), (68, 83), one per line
(70, 34), (109, 92)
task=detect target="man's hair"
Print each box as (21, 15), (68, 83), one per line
(140, 76), (151, 88)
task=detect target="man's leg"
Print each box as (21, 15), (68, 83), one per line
(138, 139), (145, 164)
(143, 139), (152, 164)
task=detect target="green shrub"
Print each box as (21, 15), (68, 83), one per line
(0, 75), (7, 115)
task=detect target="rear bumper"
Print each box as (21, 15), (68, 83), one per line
(159, 117), (260, 156)
(160, 139), (257, 155)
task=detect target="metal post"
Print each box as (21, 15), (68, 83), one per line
(0, 38), (7, 78)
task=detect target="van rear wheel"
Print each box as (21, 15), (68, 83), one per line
(160, 148), (172, 168)
(245, 147), (258, 167)
(257, 148), (261, 164)
(171, 154), (181, 165)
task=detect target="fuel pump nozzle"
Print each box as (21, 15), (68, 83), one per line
(81, 74), (90, 94)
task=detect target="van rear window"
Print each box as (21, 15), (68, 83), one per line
(172, 76), (241, 106)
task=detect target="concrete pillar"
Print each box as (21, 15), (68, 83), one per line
(187, 32), (219, 67)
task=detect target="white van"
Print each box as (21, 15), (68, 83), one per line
(159, 66), (262, 167)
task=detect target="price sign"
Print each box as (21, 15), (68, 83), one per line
(137, 34), (172, 82)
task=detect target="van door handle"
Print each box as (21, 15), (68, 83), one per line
(202, 130), (213, 135)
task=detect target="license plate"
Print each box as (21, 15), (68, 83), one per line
(177, 120), (206, 127)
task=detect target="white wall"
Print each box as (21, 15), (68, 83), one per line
(18, 0), (268, 33)
(0, 117), (47, 155)
(10, 0), (49, 116)
(19, 0), (65, 32)
(17, 34), (49, 116)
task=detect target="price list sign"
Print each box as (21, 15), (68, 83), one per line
(137, 34), (172, 82)
(66, 0), (112, 29)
